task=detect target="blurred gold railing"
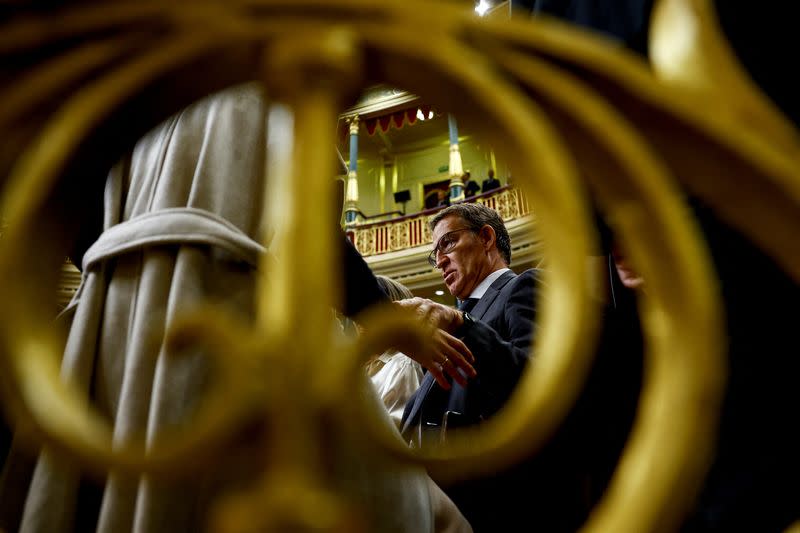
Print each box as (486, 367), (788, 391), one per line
(0, 1), (797, 532)
(349, 186), (530, 257)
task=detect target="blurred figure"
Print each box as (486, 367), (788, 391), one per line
(480, 169), (500, 194)
(519, 3), (800, 530)
(462, 172), (480, 198)
(574, 219), (644, 515)
(424, 190), (441, 210)
(436, 189), (451, 208)
(611, 239), (645, 291)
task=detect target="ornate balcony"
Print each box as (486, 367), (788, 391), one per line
(347, 186), (542, 292)
(347, 186), (530, 257)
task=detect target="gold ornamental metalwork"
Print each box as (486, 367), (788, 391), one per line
(0, 0), (797, 532)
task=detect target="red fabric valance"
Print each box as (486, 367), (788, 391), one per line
(363, 105), (432, 136)
(338, 105), (435, 144)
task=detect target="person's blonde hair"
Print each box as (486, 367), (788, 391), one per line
(375, 275), (413, 302)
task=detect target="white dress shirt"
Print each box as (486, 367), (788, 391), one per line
(468, 267), (511, 300)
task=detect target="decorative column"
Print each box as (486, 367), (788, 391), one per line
(345, 115), (360, 224)
(447, 114), (464, 202)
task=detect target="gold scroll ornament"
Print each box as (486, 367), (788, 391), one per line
(0, 0), (797, 531)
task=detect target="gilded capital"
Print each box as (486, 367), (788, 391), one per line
(348, 115), (360, 135)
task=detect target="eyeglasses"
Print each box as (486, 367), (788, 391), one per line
(427, 228), (476, 268)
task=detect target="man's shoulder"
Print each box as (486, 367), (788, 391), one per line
(491, 268), (538, 294)
(503, 268), (540, 293)
(513, 268), (540, 282)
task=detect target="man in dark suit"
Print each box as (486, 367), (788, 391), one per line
(480, 168), (500, 193)
(401, 203), (535, 438)
(462, 172), (481, 197)
(398, 203), (544, 531)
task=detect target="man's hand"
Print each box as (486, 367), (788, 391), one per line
(395, 297), (464, 334)
(393, 298), (476, 389)
(395, 327), (476, 390)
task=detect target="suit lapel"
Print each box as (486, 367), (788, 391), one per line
(471, 270), (516, 319)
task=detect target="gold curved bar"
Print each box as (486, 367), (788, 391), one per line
(488, 43), (725, 533)
(345, 305), (458, 456)
(326, 23), (722, 531)
(0, 0), (599, 486)
(257, 26), (360, 341)
(0, 37), (148, 129)
(650, 0), (800, 152)
(0, 3), (177, 53)
(479, 16), (800, 282)
(0, 1), (792, 531)
(349, 20), (598, 472)
(785, 521), (800, 533)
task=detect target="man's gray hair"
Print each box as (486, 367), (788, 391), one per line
(429, 203), (511, 265)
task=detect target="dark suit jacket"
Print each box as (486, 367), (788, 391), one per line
(464, 180), (481, 197)
(402, 269), (537, 439)
(481, 177), (500, 193)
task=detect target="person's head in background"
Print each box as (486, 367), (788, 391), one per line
(488, 168), (495, 179)
(593, 213), (644, 308)
(611, 240), (645, 290)
(375, 275), (413, 302)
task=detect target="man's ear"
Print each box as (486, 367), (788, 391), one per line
(479, 225), (496, 250)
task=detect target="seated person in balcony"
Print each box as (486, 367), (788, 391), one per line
(480, 169), (500, 193)
(462, 172), (480, 197)
(397, 203), (542, 531)
(424, 190), (441, 210)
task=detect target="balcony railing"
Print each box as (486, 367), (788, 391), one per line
(347, 185), (530, 257)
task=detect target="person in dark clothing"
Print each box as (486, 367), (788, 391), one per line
(480, 169), (500, 193)
(436, 189), (451, 208)
(424, 190), (441, 210)
(517, 2), (800, 531)
(463, 172), (481, 197)
(511, 0), (654, 55)
(579, 221), (644, 507)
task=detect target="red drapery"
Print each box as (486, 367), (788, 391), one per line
(363, 105), (432, 135)
(338, 105), (434, 144)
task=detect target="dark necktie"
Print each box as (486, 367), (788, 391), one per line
(458, 297), (480, 313)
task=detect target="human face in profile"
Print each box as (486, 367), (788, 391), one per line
(431, 215), (491, 299)
(612, 241), (645, 290)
